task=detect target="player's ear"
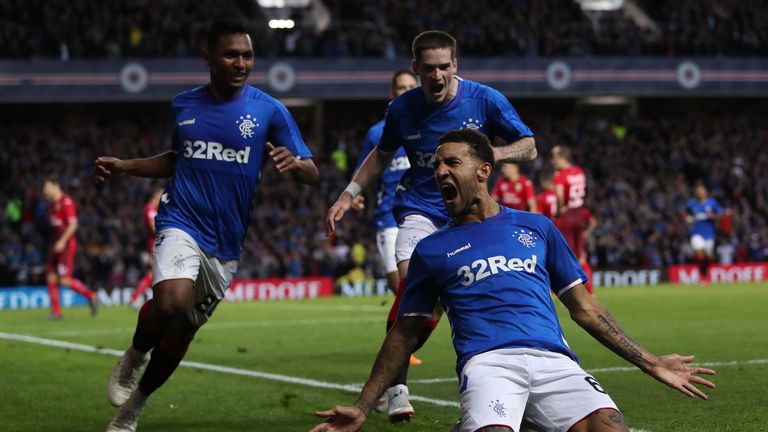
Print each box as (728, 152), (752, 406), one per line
(202, 49), (210, 66)
(477, 162), (492, 183)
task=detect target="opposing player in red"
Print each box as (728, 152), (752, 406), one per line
(536, 171), (558, 221)
(129, 189), (163, 310)
(490, 162), (537, 212)
(42, 177), (98, 319)
(552, 145), (595, 294)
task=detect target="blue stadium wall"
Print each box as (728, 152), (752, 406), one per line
(2, 58), (768, 102)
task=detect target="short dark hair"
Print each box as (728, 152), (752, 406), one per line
(438, 128), (495, 170)
(207, 19), (250, 51)
(391, 69), (416, 88)
(43, 175), (61, 187)
(412, 30), (457, 61)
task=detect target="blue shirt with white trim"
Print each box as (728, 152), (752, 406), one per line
(685, 197), (722, 240)
(379, 78), (533, 226)
(399, 206), (585, 375)
(156, 84), (312, 260)
(354, 119), (409, 229)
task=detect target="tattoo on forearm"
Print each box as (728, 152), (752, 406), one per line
(596, 313), (644, 361)
(496, 138), (535, 162)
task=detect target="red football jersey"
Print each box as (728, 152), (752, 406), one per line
(491, 175), (536, 211)
(536, 189), (558, 220)
(49, 194), (77, 248)
(144, 202), (158, 252)
(553, 165), (587, 210)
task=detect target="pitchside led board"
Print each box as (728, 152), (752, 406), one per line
(0, 278), (334, 311)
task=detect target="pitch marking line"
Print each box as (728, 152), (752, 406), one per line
(43, 316), (384, 338)
(0, 331), (458, 408)
(408, 358), (768, 384)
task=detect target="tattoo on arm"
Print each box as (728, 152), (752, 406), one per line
(593, 312), (645, 363)
(495, 137), (536, 163)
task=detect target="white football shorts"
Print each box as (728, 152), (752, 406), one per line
(152, 228), (238, 327)
(458, 348), (619, 432)
(394, 214), (440, 264)
(690, 234), (715, 256)
(376, 227), (399, 274)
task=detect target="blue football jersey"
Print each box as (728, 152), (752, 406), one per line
(686, 198), (722, 240)
(399, 206), (586, 375)
(379, 78), (533, 226)
(156, 85), (312, 260)
(354, 119), (410, 229)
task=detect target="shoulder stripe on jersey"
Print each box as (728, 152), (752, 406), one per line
(555, 277), (583, 297)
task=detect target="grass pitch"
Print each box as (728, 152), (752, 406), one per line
(1, 282), (767, 432)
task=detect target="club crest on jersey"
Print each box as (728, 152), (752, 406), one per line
(462, 118), (483, 129)
(235, 114), (259, 139)
(514, 228), (538, 248)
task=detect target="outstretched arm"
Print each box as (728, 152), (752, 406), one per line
(560, 285), (716, 399)
(310, 315), (424, 432)
(493, 136), (537, 163)
(93, 151), (176, 182)
(325, 146), (394, 236)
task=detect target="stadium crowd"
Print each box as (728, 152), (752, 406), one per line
(1, 0), (767, 59)
(1, 102), (766, 289)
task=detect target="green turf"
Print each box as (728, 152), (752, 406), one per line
(1, 282), (767, 431)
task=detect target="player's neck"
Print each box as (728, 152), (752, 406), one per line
(458, 196), (500, 224)
(207, 83), (244, 102)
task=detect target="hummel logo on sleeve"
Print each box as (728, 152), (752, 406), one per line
(447, 243), (472, 258)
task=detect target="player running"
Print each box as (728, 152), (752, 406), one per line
(42, 177), (98, 319)
(94, 20), (318, 432)
(326, 30), (536, 422)
(311, 128), (715, 432)
(685, 182), (722, 284)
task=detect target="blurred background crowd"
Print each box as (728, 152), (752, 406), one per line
(2, 0), (767, 59)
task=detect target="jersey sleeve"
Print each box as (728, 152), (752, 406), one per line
(268, 101), (313, 159)
(486, 88), (533, 143)
(398, 248), (439, 318)
(544, 219), (586, 297)
(62, 197), (77, 222)
(378, 106), (401, 154)
(354, 125), (379, 172)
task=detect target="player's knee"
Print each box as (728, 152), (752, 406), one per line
(476, 426), (513, 432)
(569, 408), (627, 432)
